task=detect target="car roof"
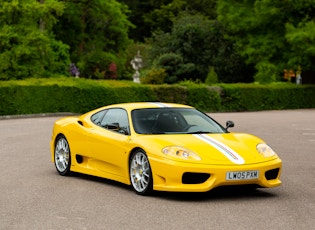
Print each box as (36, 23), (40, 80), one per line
(82, 102), (194, 117)
(103, 102), (193, 110)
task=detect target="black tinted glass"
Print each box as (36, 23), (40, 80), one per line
(132, 108), (226, 134)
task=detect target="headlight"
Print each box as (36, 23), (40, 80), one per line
(162, 146), (201, 161)
(256, 143), (276, 157)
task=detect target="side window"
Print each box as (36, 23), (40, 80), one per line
(91, 110), (106, 125)
(100, 108), (129, 135)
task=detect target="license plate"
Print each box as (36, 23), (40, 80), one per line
(226, 170), (259, 181)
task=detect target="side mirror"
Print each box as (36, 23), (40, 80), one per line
(106, 123), (129, 135)
(107, 122), (120, 130)
(226, 120), (234, 130)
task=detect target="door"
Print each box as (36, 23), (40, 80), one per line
(89, 108), (131, 178)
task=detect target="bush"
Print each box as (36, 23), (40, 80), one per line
(151, 85), (188, 104)
(0, 79), (157, 115)
(219, 83), (315, 111)
(178, 80), (221, 111)
(0, 78), (314, 116)
(254, 62), (278, 84)
(205, 66), (218, 85)
(153, 53), (195, 84)
(141, 68), (166, 84)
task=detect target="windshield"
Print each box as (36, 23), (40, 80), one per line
(131, 108), (227, 134)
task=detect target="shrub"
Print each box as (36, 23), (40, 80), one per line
(254, 62), (278, 84)
(0, 78), (314, 116)
(219, 83), (315, 111)
(205, 66), (218, 85)
(141, 68), (166, 84)
(153, 53), (195, 84)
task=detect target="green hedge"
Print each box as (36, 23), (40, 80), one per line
(219, 83), (315, 111)
(0, 78), (314, 116)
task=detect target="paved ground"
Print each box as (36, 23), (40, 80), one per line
(0, 110), (314, 230)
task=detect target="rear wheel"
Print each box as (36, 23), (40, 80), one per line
(54, 135), (71, 176)
(129, 150), (153, 195)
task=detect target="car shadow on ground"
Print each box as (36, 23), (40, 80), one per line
(58, 171), (279, 201)
(65, 171), (131, 189)
(153, 186), (279, 202)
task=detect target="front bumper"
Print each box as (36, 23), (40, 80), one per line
(150, 157), (282, 192)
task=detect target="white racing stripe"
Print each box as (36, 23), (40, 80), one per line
(194, 134), (245, 164)
(148, 102), (171, 107)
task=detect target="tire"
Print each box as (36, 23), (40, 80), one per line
(129, 150), (153, 195)
(54, 135), (71, 176)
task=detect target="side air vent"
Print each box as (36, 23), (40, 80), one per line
(76, 155), (83, 164)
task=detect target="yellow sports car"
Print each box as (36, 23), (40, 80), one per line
(50, 102), (282, 195)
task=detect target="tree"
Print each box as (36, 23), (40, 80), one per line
(143, 0), (218, 37)
(54, 0), (132, 78)
(148, 13), (213, 82)
(118, 0), (171, 41)
(143, 0), (187, 35)
(217, 0), (315, 83)
(286, 20), (315, 70)
(149, 13), (254, 83)
(118, 0), (217, 42)
(0, 0), (70, 80)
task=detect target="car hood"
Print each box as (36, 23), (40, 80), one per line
(136, 133), (277, 165)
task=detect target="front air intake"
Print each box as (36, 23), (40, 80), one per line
(265, 168), (280, 180)
(182, 172), (210, 184)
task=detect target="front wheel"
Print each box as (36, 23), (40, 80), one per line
(54, 135), (71, 176)
(129, 150), (153, 195)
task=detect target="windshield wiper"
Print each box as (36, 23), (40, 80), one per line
(186, 131), (211, 134)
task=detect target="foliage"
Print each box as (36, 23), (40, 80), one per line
(0, 0), (70, 80)
(254, 62), (277, 84)
(285, 20), (315, 70)
(1, 78), (314, 116)
(119, 0), (217, 41)
(153, 52), (195, 84)
(0, 78), (157, 114)
(148, 14), (213, 83)
(117, 0), (169, 41)
(217, 0), (315, 82)
(77, 52), (120, 79)
(141, 68), (166, 84)
(205, 67), (218, 85)
(177, 80), (222, 111)
(53, 0), (132, 78)
(143, 0), (186, 35)
(148, 13), (253, 83)
(2, 0), (315, 84)
(219, 83), (315, 111)
(151, 85), (188, 105)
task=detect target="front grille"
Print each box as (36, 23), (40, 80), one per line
(182, 172), (210, 184)
(265, 168), (280, 180)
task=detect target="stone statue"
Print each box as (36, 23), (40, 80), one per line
(130, 51), (143, 83)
